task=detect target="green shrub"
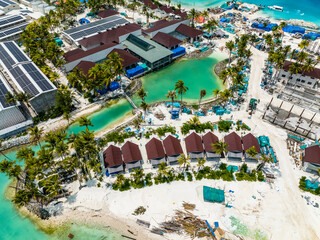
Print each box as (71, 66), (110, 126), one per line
(240, 163), (248, 173)
(219, 163), (227, 170)
(257, 171), (264, 182)
(218, 120), (232, 132)
(132, 206), (146, 215)
(186, 172), (193, 181)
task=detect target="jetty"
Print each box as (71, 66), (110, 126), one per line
(124, 93), (138, 109)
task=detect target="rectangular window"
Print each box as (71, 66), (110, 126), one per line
(289, 76), (293, 79)
(282, 74), (286, 77)
(301, 80), (305, 83)
(297, 79), (301, 82)
(308, 82), (312, 85)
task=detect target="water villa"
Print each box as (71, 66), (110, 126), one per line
(145, 137), (166, 166)
(242, 133), (261, 161)
(202, 132), (220, 161)
(103, 145), (124, 174)
(121, 141), (143, 170)
(163, 135), (184, 164)
(224, 132), (243, 161)
(185, 132), (205, 160)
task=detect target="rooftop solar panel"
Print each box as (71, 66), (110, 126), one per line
(22, 63), (53, 92)
(2, 0), (15, 5)
(4, 42), (29, 62)
(0, 22), (29, 40)
(0, 78), (14, 108)
(0, 44), (15, 69)
(0, 15), (24, 28)
(127, 34), (155, 51)
(64, 16), (128, 41)
(9, 66), (39, 96)
(0, 1), (8, 7)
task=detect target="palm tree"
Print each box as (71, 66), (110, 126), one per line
(199, 89), (206, 106)
(287, 62), (301, 90)
(188, 116), (200, 126)
(226, 40), (235, 65)
(5, 92), (17, 105)
(158, 162), (168, 176)
(177, 3), (181, 10)
(212, 141), (228, 157)
(133, 117), (142, 130)
(115, 174), (125, 187)
(63, 112), (72, 133)
(107, 51), (124, 79)
(279, 22), (287, 40)
(219, 69), (228, 84)
(166, 90), (177, 119)
(177, 154), (190, 172)
(137, 88), (147, 102)
(257, 154), (272, 171)
(140, 101), (149, 120)
(188, 8), (199, 27)
(212, 88), (220, 98)
(219, 89), (232, 101)
(131, 168), (145, 184)
(79, 116), (93, 130)
(303, 58), (315, 75)
(246, 146), (258, 160)
(298, 39), (310, 51)
(28, 126), (43, 147)
(175, 80), (188, 103)
(203, 17), (218, 41)
(197, 158), (206, 171)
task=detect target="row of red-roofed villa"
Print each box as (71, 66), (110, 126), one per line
(101, 131), (262, 175)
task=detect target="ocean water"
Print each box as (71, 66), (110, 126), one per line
(0, 53), (225, 239)
(172, 0), (320, 27)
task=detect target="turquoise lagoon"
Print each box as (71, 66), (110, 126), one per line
(0, 53), (225, 239)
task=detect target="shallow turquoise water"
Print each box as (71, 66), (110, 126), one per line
(0, 53), (225, 239)
(172, 0), (320, 27)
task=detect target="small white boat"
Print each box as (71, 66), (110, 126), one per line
(268, 5), (283, 12)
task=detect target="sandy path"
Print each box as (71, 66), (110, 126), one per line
(246, 49), (320, 239)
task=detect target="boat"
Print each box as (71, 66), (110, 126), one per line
(268, 5), (283, 11)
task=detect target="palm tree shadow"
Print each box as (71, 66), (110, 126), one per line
(66, 193), (78, 204)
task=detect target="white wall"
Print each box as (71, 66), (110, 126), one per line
(279, 69), (318, 89)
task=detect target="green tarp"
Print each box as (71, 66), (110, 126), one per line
(203, 186), (225, 203)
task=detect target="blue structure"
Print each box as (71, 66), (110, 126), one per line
(171, 47), (186, 58)
(108, 81), (120, 91)
(169, 109), (180, 119)
(303, 32), (320, 40)
(251, 22), (278, 32)
(282, 25), (305, 34)
(220, 17), (230, 23)
(79, 18), (90, 25)
(166, 102), (181, 108)
(126, 66), (144, 78)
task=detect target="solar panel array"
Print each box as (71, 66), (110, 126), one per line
(0, 77), (13, 108)
(64, 15), (129, 42)
(0, 22), (29, 40)
(127, 34), (155, 51)
(0, 0), (16, 8)
(0, 15), (24, 29)
(0, 41), (55, 98)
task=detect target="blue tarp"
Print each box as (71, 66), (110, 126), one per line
(108, 81), (120, 91)
(303, 32), (320, 40)
(126, 66), (144, 78)
(282, 25), (305, 34)
(220, 17), (229, 23)
(166, 102), (180, 108)
(306, 180), (320, 190)
(171, 47), (186, 58)
(79, 18), (90, 24)
(251, 22), (278, 32)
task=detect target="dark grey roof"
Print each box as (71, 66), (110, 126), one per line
(123, 35), (172, 63)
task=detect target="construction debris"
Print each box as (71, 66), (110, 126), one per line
(182, 201), (196, 211)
